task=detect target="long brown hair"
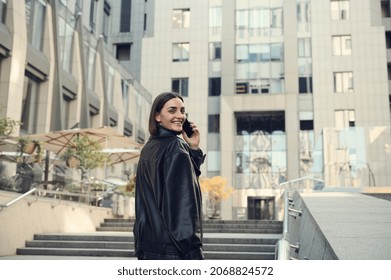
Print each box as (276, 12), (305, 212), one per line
(148, 92), (184, 136)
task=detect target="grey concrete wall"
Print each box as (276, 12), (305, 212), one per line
(287, 191), (337, 260)
(287, 190), (391, 260)
(0, 191), (114, 256)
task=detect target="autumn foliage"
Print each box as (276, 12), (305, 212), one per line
(200, 176), (233, 201)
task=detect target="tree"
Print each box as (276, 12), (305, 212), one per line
(61, 135), (110, 180)
(0, 106), (21, 137)
(200, 176), (233, 219)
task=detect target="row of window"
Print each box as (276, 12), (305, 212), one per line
(172, 69), (352, 98)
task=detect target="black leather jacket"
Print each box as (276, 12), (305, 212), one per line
(133, 127), (206, 259)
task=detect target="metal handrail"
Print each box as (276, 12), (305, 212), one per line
(275, 176), (323, 259)
(0, 188), (37, 211)
(275, 190), (290, 259)
(279, 176), (324, 187)
(0, 187), (105, 211)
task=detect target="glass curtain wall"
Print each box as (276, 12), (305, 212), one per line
(235, 112), (287, 190)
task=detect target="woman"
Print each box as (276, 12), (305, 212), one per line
(133, 92), (206, 260)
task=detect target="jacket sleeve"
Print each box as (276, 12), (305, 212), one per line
(189, 148), (206, 176)
(162, 150), (204, 259)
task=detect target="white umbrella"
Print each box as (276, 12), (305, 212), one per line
(23, 126), (142, 156)
(102, 148), (140, 165)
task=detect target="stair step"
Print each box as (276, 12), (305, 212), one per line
(17, 247), (133, 257)
(33, 234), (133, 242)
(96, 226), (133, 232)
(25, 240), (133, 249)
(204, 243), (275, 253)
(204, 251), (275, 260)
(17, 218), (283, 260)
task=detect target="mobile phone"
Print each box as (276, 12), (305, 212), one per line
(182, 119), (194, 137)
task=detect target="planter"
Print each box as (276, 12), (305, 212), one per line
(23, 142), (37, 154)
(66, 156), (80, 168)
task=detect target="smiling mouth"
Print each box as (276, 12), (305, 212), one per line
(173, 121), (183, 126)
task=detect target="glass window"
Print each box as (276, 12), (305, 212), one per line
(209, 42), (221, 60)
(25, 0), (46, 51)
(298, 38), (311, 57)
(210, 6), (222, 27)
(120, 0), (131, 32)
(102, 1), (111, 42)
(298, 38), (312, 93)
(335, 110), (355, 129)
(331, 0), (350, 20)
(235, 112), (287, 190)
(116, 43), (131, 61)
(209, 6), (222, 37)
(172, 78), (189, 97)
(107, 65), (115, 104)
(121, 80), (129, 116)
(236, 45), (249, 63)
(21, 76), (40, 134)
(334, 72), (353, 93)
(236, 10), (248, 29)
(297, 0), (311, 32)
(332, 35), (351, 55)
(172, 8), (190, 28)
(172, 43), (189, 62)
(74, 0), (82, 14)
(270, 43), (283, 61)
(208, 114), (220, 133)
(63, 90), (77, 130)
(89, 0), (96, 31)
(209, 78), (221, 96)
(86, 45), (96, 90)
(299, 77), (312, 94)
(270, 8), (283, 29)
(0, 0), (7, 24)
(58, 17), (74, 73)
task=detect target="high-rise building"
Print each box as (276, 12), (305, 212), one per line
(137, 0), (391, 219)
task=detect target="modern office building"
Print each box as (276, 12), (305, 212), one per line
(1, 0), (390, 220)
(137, 0), (391, 219)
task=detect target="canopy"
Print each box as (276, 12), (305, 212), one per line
(102, 148), (140, 165)
(24, 126), (142, 156)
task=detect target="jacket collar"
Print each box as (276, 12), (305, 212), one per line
(150, 126), (180, 139)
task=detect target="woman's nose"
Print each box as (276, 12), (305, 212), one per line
(176, 112), (185, 119)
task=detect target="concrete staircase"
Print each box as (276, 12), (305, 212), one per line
(16, 219), (282, 260)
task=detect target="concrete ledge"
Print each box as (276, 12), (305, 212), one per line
(289, 190), (391, 260)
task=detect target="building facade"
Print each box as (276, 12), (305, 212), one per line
(139, 0), (391, 219)
(0, 0), (151, 184)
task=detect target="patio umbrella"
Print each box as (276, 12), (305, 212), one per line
(102, 148), (140, 165)
(23, 126), (142, 156)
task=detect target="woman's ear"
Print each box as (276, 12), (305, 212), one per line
(155, 113), (161, 123)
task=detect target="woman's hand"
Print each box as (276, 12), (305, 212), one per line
(182, 121), (200, 150)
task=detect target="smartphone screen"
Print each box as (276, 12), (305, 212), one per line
(183, 119), (193, 137)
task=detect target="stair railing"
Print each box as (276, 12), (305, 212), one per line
(275, 190), (290, 259)
(275, 176), (325, 260)
(0, 187), (104, 211)
(0, 188), (37, 211)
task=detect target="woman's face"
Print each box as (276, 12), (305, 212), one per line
(155, 97), (186, 133)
